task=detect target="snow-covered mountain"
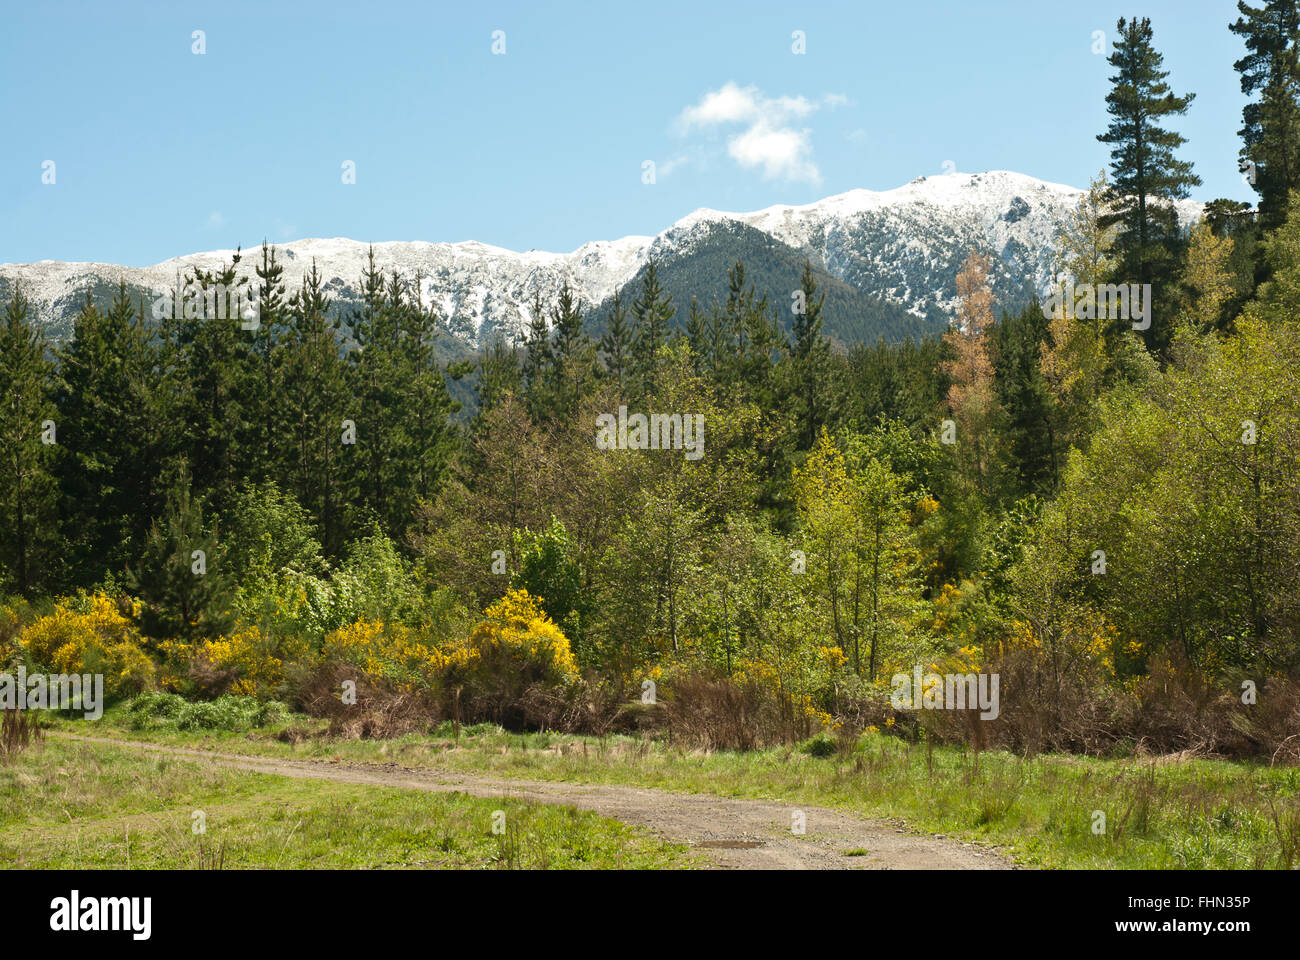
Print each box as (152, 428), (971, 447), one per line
(0, 170), (1202, 347)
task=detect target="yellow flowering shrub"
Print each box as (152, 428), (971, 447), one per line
(0, 602), (22, 665)
(931, 582), (965, 635)
(20, 593), (155, 697)
(1003, 610), (1117, 675)
(312, 592), (576, 722)
(195, 628), (289, 696)
(731, 655), (781, 690)
(804, 706), (834, 730)
(817, 645), (848, 670)
(1006, 618), (1042, 650)
(463, 589), (579, 688)
(321, 619), (478, 693)
(935, 643), (984, 675)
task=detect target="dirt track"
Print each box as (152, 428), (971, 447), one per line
(55, 734), (1015, 870)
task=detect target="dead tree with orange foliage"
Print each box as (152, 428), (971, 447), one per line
(941, 251), (997, 495)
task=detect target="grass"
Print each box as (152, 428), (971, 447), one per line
(0, 735), (700, 869)
(42, 704), (1300, 869)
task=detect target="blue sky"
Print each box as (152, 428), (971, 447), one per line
(0, 0), (1255, 266)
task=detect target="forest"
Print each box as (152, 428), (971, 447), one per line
(2, 10), (1299, 763)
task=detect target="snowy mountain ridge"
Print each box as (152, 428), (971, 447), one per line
(0, 170), (1203, 346)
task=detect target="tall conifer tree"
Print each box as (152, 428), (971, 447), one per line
(1231, 0), (1300, 230)
(790, 260), (830, 451)
(282, 262), (352, 556)
(599, 290), (634, 392)
(1097, 17), (1201, 354)
(0, 287), (58, 594)
(631, 260), (674, 394)
(55, 284), (164, 584)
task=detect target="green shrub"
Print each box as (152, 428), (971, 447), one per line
(512, 517), (587, 652)
(332, 531), (426, 627)
(219, 480), (327, 578)
(127, 691), (186, 726)
(127, 692), (289, 732)
(800, 732), (837, 757)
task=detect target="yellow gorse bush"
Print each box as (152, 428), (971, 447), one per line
(931, 581), (965, 635)
(321, 619), (479, 692)
(1004, 613), (1117, 674)
(313, 593), (576, 709)
(195, 627), (292, 696)
(0, 602), (22, 665)
(464, 588), (579, 685)
(731, 655), (781, 689)
(19, 593), (154, 697)
(817, 645), (848, 670)
(804, 705), (834, 730)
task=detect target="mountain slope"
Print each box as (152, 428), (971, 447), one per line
(587, 218), (927, 345)
(0, 170), (1203, 350)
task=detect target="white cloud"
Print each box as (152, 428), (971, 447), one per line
(207, 211), (225, 228)
(675, 82), (844, 184)
(679, 83), (765, 128)
(728, 122), (818, 183)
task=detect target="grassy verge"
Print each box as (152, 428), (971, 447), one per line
(42, 705), (1300, 869)
(0, 734), (700, 869)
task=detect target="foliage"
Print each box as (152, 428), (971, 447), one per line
(19, 593), (155, 698)
(219, 480), (327, 579)
(511, 517), (587, 656)
(125, 691), (289, 731)
(9, 29), (1300, 756)
(463, 589), (579, 691)
(331, 530), (427, 628)
(129, 466), (235, 642)
(1012, 314), (1300, 677)
(320, 618), (477, 694)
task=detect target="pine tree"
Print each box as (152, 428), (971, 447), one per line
(476, 336), (522, 417)
(522, 288), (552, 417)
(181, 254), (254, 508)
(684, 296), (709, 375)
(349, 250), (402, 527)
(394, 272), (458, 527)
(740, 288), (782, 407)
(1204, 197), (1257, 234)
(245, 242), (289, 481)
(281, 262), (352, 557)
(1097, 17), (1201, 355)
(790, 260), (830, 450)
(993, 301), (1057, 496)
(1231, 0), (1300, 230)
(718, 261), (748, 382)
(631, 260), (675, 394)
(707, 298), (731, 382)
(55, 284), (167, 585)
(129, 463), (234, 641)
(599, 290), (634, 392)
(548, 278), (592, 417)
(0, 287), (58, 594)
